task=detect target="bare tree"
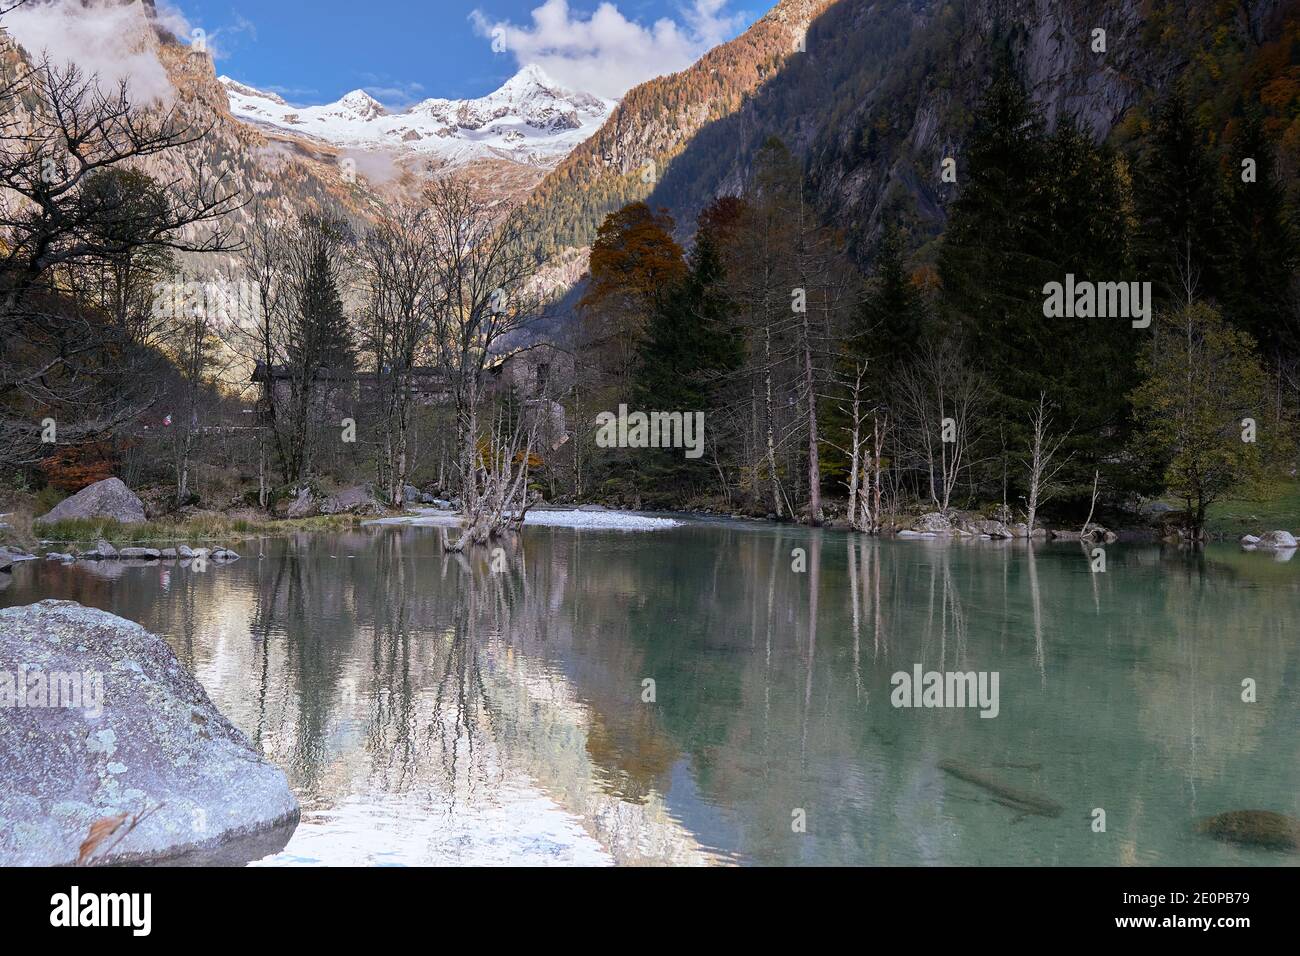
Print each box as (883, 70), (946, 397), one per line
(235, 206), (287, 507)
(1021, 391), (1073, 536)
(358, 203), (439, 505)
(896, 338), (988, 512)
(0, 58), (243, 469)
(423, 175), (545, 530)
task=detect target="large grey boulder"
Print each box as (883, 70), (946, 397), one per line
(1255, 530), (1297, 550)
(957, 516), (1013, 539)
(284, 487), (318, 519)
(0, 601), (299, 865)
(319, 484), (386, 516)
(34, 478), (146, 526)
(912, 512), (953, 534)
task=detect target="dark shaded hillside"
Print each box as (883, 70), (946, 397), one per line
(641, 0), (1299, 263)
(655, 0), (1300, 261)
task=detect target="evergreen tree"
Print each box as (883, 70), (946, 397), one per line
(1037, 122), (1141, 497)
(1222, 112), (1299, 356)
(295, 244), (354, 373)
(853, 224), (926, 377)
(1132, 93), (1227, 309)
(633, 202), (743, 494)
(938, 56), (1053, 419)
(937, 56), (1055, 500)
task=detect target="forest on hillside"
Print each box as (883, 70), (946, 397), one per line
(572, 50), (1299, 538)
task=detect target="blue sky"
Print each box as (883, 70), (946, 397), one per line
(163, 0), (762, 104)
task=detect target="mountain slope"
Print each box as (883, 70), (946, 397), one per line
(525, 0), (835, 256)
(523, 0), (1298, 274)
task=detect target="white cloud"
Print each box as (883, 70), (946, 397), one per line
(4, 0), (257, 104)
(470, 0), (747, 99)
(5, 0), (177, 103)
(151, 3), (257, 60)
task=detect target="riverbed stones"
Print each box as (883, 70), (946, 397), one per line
(1193, 810), (1299, 851)
(0, 600), (300, 865)
(80, 539), (118, 560)
(33, 477), (147, 526)
(118, 547), (161, 560)
(958, 517), (1013, 538)
(211, 547), (239, 561)
(1081, 523), (1118, 543)
(2, 546), (36, 571)
(177, 544), (195, 559)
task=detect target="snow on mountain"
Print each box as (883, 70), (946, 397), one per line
(219, 64), (614, 168)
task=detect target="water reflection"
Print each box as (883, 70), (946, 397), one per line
(2, 523), (1297, 866)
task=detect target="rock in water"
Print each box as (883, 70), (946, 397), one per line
(33, 478), (147, 526)
(1193, 811), (1300, 851)
(118, 547), (161, 560)
(0, 601), (299, 865)
(1256, 530), (1298, 550)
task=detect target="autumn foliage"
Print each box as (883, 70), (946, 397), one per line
(39, 442), (119, 493)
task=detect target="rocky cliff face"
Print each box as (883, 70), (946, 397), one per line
(2, 0), (384, 240)
(641, 0), (1294, 262)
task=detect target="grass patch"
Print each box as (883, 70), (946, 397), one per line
(1202, 480), (1300, 537)
(27, 513), (360, 547)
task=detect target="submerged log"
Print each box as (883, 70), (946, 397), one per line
(938, 759), (1063, 818)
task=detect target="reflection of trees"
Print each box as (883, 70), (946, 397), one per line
(59, 522), (1293, 865)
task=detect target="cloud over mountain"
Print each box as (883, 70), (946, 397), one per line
(470, 0), (746, 100)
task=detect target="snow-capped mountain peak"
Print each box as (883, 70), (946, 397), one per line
(335, 90), (386, 120)
(219, 67), (613, 169)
